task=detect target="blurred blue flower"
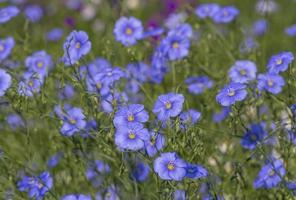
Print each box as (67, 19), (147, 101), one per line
(164, 12), (187, 29)
(286, 181), (296, 195)
(153, 93), (184, 122)
(213, 6), (239, 24)
(185, 76), (213, 95)
(254, 158), (285, 189)
(154, 152), (187, 181)
(86, 160), (110, 187)
(212, 107), (231, 123)
(0, 37), (14, 61)
(240, 123), (276, 150)
(6, 113), (24, 130)
(0, 6), (19, 24)
(239, 37), (259, 53)
(17, 171), (53, 200)
(290, 104), (296, 118)
(185, 163), (208, 179)
(173, 190), (186, 200)
(195, 3), (220, 19)
(101, 92), (128, 113)
(144, 132), (165, 157)
(252, 19), (268, 36)
(60, 106), (86, 136)
(60, 84), (75, 100)
(46, 28), (63, 42)
(131, 160), (150, 182)
(18, 72), (43, 97)
(113, 104), (149, 128)
(25, 50), (52, 78)
(126, 62), (149, 83)
(285, 24), (296, 37)
(179, 109), (201, 129)
(267, 51), (294, 74)
(96, 185), (120, 200)
(257, 73), (285, 94)
(61, 194), (92, 200)
(113, 16), (143, 47)
(216, 82), (247, 106)
(62, 30), (91, 66)
(47, 152), (63, 168)
(0, 69), (12, 96)
(228, 60), (257, 83)
(24, 5), (43, 22)
(115, 123), (149, 151)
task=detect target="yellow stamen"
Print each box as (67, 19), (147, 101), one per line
(167, 162), (175, 170)
(228, 90), (235, 97)
(129, 132), (136, 139)
(75, 42), (81, 49)
(37, 61), (43, 68)
(276, 59), (282, 65)
(269, 170), (275, 176)
(127, 114), (134, 122)
(267, 80), (274, 87)
(126, 28), (133, 35)
(172, 42), (179, 49)
(165, 102), (172, 109)
(69, 119), (76, 124)
(240, 69), (246, 76)
(28, 80), (34, 87)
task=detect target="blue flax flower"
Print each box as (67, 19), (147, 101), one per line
(179, 109), (201, 129)
(285, 24), (296, 37)
(195, 3), (220, 19)
(173, 190), (186, 200)
(113, 16), (143, 47)
(115, 123), (149, 151)
(131, 160), (150, 182)
(6, 113), (24, 130)
(240, 123), (268, 150)
(154, 152), (187, 181)
(113, 104), (149, 128)
(25, 50), (52, 78)
(46, 28), (63, 42)
(212, 107), (231, 123)
(162, 34), (190, 61)
(144, 132), (165, 157)
(24, 5), (43, 22)
(60, 106), (86, 136)
(153, 93), (184, 122)
(17, 171), (53, 200)
(0, 37), (15, 60)
(96, 185), (120, 200)
(185, 76), (213, 95)
(18, 72), (43, 97)
(0, 69), (12, 96)
(0, 6), (19, 24)
(228, 60), (257, 83)
(252, 19), (268, 36)
(286, 182), (296, 195)
(254, 158), (286, 189)
(257, 73), (285, 94)
(61, 194), (92, 200)
(62, 30), (91, 66)
(267, 51), (294, 74)
(86, 160), (110, 187)
(185, 163), (208, 179)
(216, 82), (247, 106)
(213, 6), (239, 24)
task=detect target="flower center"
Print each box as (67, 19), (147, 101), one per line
(267, 80), (274, 87)
(128, 132), (136, 139)
(150, 138), (156, 146)
(127, 114), (134, 122)
(107, 72), (112, 76)
(167, 162), (175, 170)
(269, 169), (275, 176)
(125, 27), (133, 35)
(75, 42), (81, 49)
(0, 44), (4, 52)
(276, 59), (282, 65)
(250, 134), (257, 141)
(165, 101), (172, 109)
(37, 61), (44, 68)
(223, 10), (229, 16)
(69, 119), (76, 124)
(28, 80), (34, 87)
(240, 69), (246, 76)
(172, 42), (179, 49)
(228, 89), (235, 97)
(96, 82), (101, 89)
